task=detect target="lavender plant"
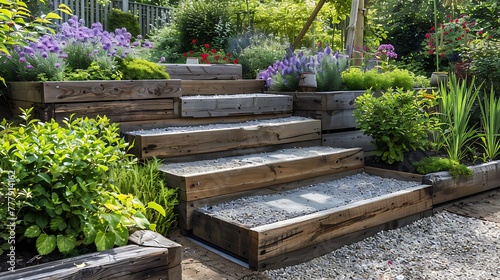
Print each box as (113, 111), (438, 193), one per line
(0, 16), (154, 82)
(259, 44), (348, 92)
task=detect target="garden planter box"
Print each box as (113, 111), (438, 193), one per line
(192, 168), (432, 270)
(0, 230), (182, 280)
(423, 160), (500, 205)
(7, 80), (182, 124)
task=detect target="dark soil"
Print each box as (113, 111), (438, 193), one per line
(364, 150), (444, 174)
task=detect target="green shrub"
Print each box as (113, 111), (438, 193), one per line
(111, 158), (178, 236)
(413, 157), (472, 178)
(341, 67), (365, 90)
(233, 33), (286, 79)
(467, 40), (500, 96)
(149, 27), (184, 63)
(0, 109), (161, 256)
(354, 89), (437, 164)
(174, 0), (234, 52)
(107, 9), (141, 38)
(119, 58), (170, 80)
(388, 69), (414, 90)
(363, 69), (392, 91)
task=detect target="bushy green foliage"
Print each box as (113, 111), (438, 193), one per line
(341, 68), (365, 90)
(107, 9), (141, 38)
(478, 87), (500, 161)
(0, 109), (161, 256)
(232, 33), (286, 79)
(119, 58), (170, 80)
(149, 27), (184, 63)
(413, 157), (472, 178)
(354, 89), (437, 164)
(111, 158), (178, 236)
(362, 69), (392, 91)
(388, 69), (414, 90)
(174, 0), (234, 52)
(64, 61), (122, 81)
(467, 40), (500, 96)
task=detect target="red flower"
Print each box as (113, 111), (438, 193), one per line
(210, 48), (216, 53)
(204, 43), (210, 48)
(183, 52), (187, 57)
(233, 59), (239, 64)
(192, 39), (197, 44)
(189, 50), (194, 55)
(215, 55), (220, 60)
(430, 26), (435, 31)
(478, 30), (483, 35)
(201, 53), (209, 59)
(440, 53), (445, 58)
(227, 53), (231, 57)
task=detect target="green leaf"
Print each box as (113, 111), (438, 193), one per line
(50, 216), (67, 231)
(147, 201), (166, 217)
(36, 215), (49, 229)
(132, 212), (150, 229)
(57, 234), (76, 253)
(101, 212), (122, 228)
(112, 225), (129, 246)
(82, 223), (97, 245)
(44, 12), (61, 20)
(36, 234), (57, 255)
(24, 225), (41, 238)
(36, 172), (51, 184)
(95, 231), (115, 251)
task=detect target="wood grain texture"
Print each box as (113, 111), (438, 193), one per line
(52, 99), (176, 122)
(128, 119), (321, 159)
(0, 245), (172, 280)
(181, 80), (265, 95)
(162, 63), (242, 80)
(166, 148), (363, 201)
(322, 130), (375, 151)
(180, 94), (293, 118)
(423, 160), (500, 205)
(8, 80), (182, 103)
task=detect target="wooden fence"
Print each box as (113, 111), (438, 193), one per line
(51, 0), (171, 36)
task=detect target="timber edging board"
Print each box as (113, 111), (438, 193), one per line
(161, 63), (243, 80)
(0, 244), (180, 280)
(423, 160), (500, 205)
(181, 80), (265, 95)
(125, 118), (321, 159)
(192, 183), (432, 270)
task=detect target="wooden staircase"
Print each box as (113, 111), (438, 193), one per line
(121, 70), (431, 271)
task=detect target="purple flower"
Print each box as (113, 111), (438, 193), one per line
(159, 57), (166, 62)
(19, 57), (27, 63)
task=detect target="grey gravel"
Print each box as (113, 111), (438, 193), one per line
(201, 173), (419, 227)
(264, 211), (500, 280)
(127, 116), (310, 135)
(160, 146), (346, 175)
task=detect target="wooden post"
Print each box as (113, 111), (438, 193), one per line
(345, 0), (360, 58)
(352, 0), (365, 66)
(292, 0), (327, 50)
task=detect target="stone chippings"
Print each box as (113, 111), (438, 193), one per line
(264, 211), (500, 280)
(201, 173), (418, 227)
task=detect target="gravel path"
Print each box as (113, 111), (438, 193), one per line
(202, 173), (419, 227)
(263, 210), (500, 280)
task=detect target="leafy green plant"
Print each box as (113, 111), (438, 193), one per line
(65, 61), (122, 81)
(466, 39), (500, 96)
(478, 87), (500, 161)
(354, 89), (437, 164)
(387, 69), (414, 90)
(0, 109), (161, 256)
(437, 74), (480, 163)
(148, 27), (183, 63)
(107, 8), (141, 38)
(413, 156), (472, 178)
(362, 69), (392, 91)
(119, 58), (170, 80)
(111, 158), (178, 236)
(341, 67), (365, 90)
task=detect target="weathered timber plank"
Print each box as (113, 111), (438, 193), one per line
(128, 119), (321, 159)
(180, 94), (293, 118)
(128, 230), (182, 271)
(119, 113), (292, 132)
(249, 185), (432, 266)
(177, 169), (364, 231)
(9, 100), (54, 121)
(52, 99), (176, 122)
(423, 160), (500, 205)
(8, 80), (182, 103)
(322, 130), (375, 151)
(253, 211), (432, 270)
(192, 209), (252, 259)
(294, 109), (357, 131)
(292, 90), (366, 111)
(168, 148), (363, 201)
(364, 166), (424, 182)
(181, 80), (265, 95)
(0, 245), (171, 280)
(162, 63), (242, 80)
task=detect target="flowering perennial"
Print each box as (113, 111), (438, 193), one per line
(183, 39), (238, 64)
(0, 16), (153, 81)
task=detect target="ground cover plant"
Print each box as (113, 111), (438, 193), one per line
(0, 109), (164, 258)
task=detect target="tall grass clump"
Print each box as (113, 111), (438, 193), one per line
(111, 158), (178, 236)
(437, 74), (480, 163)
(478, 86), (500, 161)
